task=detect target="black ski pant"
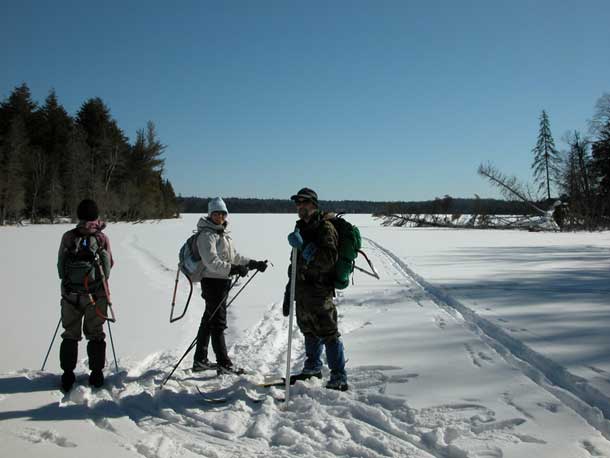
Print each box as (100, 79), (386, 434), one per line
(194, 278), (232, 366)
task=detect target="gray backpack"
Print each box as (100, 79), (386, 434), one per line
(178, 231), (205, 282)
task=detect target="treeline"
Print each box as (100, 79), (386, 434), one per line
(178, 196), (531, 215)
(0, 83), (179, 224)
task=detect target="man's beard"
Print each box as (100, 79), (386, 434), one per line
(298, 207), (312, 220)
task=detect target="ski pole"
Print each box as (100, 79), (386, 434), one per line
(284, 247), (298, 405)
(107, 321), (120, 373)
(41, 317), (62, 371)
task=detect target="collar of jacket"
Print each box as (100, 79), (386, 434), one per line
(197, 217), (228, 235)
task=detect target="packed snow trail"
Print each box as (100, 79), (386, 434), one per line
(2, 230), (610, 457)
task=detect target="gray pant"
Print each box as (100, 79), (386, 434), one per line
(61, 292), (107, 341)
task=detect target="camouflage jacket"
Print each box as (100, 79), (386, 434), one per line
(288, 210), (338, 295)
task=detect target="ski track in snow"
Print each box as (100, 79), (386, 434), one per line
(5, 235), (610, 457)
(365, 237), (610, 442)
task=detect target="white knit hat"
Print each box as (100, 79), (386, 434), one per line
(208, 197), (228, 215)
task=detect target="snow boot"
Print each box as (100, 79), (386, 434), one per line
(61, 371), (76, 392)
(325, 337), (347, 389)
(325, 379), (349, 391)
(289, 371), (322, 385)
(192, 359), (217, 372)
(216, 363), (246, 376)
(89, 370), (104, 388)
(59, 339), (78, 392)
(87, 340), (106, 388)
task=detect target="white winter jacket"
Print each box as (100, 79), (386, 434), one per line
(195, 217), (250, 279)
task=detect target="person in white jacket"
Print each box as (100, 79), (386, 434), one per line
(192, 197), (268, 374)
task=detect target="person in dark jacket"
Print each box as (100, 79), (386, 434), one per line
(192, 197), (268, 374)
(57, 199), (114, 391)
(284, 188), (348, 391)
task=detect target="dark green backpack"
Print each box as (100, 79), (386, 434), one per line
(63, 233), (102, 292)
(324, 214), (362, 289)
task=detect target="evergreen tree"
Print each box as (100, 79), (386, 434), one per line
(39, 90), (72, 220)
(125, 121), (166, 220)
(63, 126), (90, 220)
(0, 83), (37, 137)
(0, 117), (27, 224)
(75, 97), (129, 203)
(531, 110), (561, 199)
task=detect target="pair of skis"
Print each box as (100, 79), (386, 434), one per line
(196, 381), (286, 404)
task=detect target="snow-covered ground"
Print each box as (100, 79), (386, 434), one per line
(1, 214), (610, 457)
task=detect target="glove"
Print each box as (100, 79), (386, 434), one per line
(302, 243), (317, 262)
(229, 264), (248, 277)
(248, 260), (268, 272)
(282, 291), (291, 317)
(288, 228), (303, 249)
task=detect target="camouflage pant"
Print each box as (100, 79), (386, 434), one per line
(60, 292), (107, 341)
(295, 290), (340, 341)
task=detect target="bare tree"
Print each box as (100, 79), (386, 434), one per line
(558, 132), (602, 230)
(589, 93), (610, 137)
(47, 164), (63, 222)
(477, 163), (545, 215)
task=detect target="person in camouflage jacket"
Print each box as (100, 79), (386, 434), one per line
(283, 188), (348, 391)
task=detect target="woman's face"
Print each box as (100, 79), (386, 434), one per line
(210, 211), (227, 225)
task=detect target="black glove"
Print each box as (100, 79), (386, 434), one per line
(229, 264), (248, 277)
(248, 260), (268, 272)
(282, 291), (291, 317)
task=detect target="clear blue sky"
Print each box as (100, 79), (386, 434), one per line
(2, 1), (609, 201)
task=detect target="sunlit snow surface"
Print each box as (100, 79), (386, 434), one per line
(1, 214), (610, 457)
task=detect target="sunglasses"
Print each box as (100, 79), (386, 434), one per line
(295, 198), (312, 205)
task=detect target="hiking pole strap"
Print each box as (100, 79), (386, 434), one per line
(284, 247), (298, 405)
(41, 317), (62, 371)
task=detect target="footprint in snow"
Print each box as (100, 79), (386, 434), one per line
(18, 428), (77, 448)
(581, 439), (605, 457)
(536, 401), (561, 413)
